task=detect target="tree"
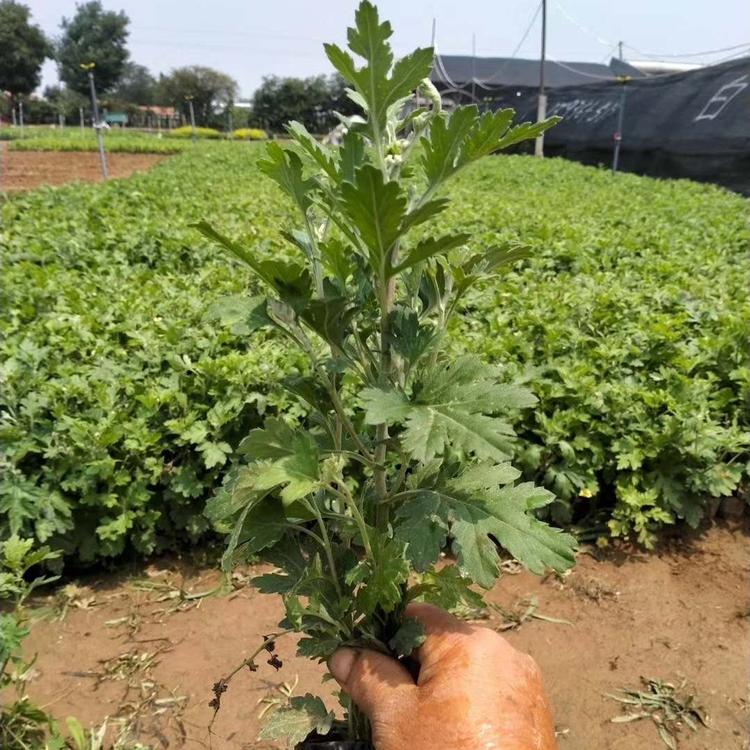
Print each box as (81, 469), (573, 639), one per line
(43, 84), (89, 121)
(250, 74), (357, 133)
(56, 1), (129, 95)
(0, 1), (50, 99)
(159, 66), (237, 127)
(110, 62), (156, 105)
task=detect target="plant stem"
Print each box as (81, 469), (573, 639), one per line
(374, 263), (398, 527)
(304, 500), (343, 598)
(329, 483), (372, 558)
(321, 371), (374, 461)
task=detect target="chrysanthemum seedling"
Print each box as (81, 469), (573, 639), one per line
(197, 2), (574, 745)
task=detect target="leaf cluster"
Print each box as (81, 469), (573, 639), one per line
(196, 3), (572, 737)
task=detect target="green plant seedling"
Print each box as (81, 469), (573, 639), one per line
(196, 1), (575, 745)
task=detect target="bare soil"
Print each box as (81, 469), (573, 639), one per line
(0, 144), (168, 191)
(20, 521), (749, 750)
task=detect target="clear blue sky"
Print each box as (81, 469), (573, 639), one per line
(28, 0), (750, 99)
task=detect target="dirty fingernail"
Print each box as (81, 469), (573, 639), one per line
(328, 648), (358, 684)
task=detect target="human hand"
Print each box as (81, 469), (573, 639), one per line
(328, 603), (558, 750)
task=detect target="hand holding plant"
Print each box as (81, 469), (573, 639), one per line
(198, 1), (575, 745)
(328, 603), (558, 750)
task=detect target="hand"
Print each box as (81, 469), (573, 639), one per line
(328, 603), (558, 750)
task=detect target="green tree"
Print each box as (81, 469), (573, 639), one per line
(43, 84), (88, 122)
(0, 1), (50, 100)
(56, 1), (130, 95)
(159, 66), (238, 127)
(251, 73), (356, 133)
(110, 61), (156, 105)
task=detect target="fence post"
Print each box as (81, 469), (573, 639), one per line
(83, 63), (109, 180)
(186, 96), (196, 142)
(611, 76), (630, 174)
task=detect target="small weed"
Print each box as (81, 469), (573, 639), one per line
(490, 596), (572, 631)
(607, 678), (708, 749)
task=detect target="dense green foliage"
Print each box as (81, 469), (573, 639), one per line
(167, 125), (222, 140)
(56, 0), (130, 95)
(0, 0), (51, 98)
(232, 128), (268, 141)
(1, 141), (748, 564)
(7, 129), (191, 153)
(158, 65), (238, 128)
(251, 74), (358, 133)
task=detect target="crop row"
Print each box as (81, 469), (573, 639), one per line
(1, 142), (748, 562)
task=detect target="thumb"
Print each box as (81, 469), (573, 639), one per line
(328, 648), (416, 721)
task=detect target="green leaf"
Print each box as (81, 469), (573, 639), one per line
(389, 616), (426, 657)
(360, 387), (411, 423)
(300, 293), (357, 350)
(1, 535), (34, 572)
(421, 107), (477, 188)
(193, 221), (266, 276)
(402, 482), (576, 587)
(352, 533), (410, 616)
(237, 419), (320, 504)
(258, 141), (315, 213)
(460, 108), (515, 162)
(448, 462), (521, 491)
(340, 165), (407, 271)
(389, 233), (470, 277)
(394, 493), (448, 571)
(205, 294), (272, 335)
(400, 197), (450, 234)
(338, 130), (366, 183)
(326, 1), (433, 140)
(223, 497), (287, 569)
(258, 694), (334, 749)
(409, 565), (485, 612)
(363, 357), (528, 462)
(198, 441), (232, 469)
(495, 116), (561, 150)
(287, 121), (338, 180)
(388, 308), (438, 368)
(297, 636), (341, 661)
(238, 417), (311, 461)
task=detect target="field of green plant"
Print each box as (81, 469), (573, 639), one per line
(4, 128), (192, 153)
(2, 141), (748, 564)
(3, 126), (268, 152)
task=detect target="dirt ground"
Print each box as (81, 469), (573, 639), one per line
(20, 520), (749, 750)
(0, 144), (168, 191)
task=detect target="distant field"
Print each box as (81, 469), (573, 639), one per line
(5, 128), (195, 154)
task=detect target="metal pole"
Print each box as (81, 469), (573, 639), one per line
(618, 40), (623, 60)
(79, 106), (84, 132)
(535, 0), (547, 157)
(18, 100), (24, 132)
(186, 97), (196, 142)
(227, 103), (233, 138)
(471, 33), (477, 103)
(11, 102), (16, 127)
(611, 78), (629, 173)
(87, 69), (109, 179)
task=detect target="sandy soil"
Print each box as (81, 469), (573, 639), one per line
(0, 144), (168, 191)
(19, 521), (749, 750)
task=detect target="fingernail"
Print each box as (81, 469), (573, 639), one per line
(328, 648), (358, 684)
